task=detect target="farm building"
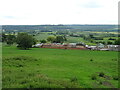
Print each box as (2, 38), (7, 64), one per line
(96, 43), (105, 49)
(33, 43), (119, 51)
(76, 42), (86, 46)
(34, 43), (87, 50)
(107, 45), (119, 51)
(86, 46), (97, 50)
(68, 43), (77, 48)
(33, 43), (43, 47)
(99, 48), (109, 51)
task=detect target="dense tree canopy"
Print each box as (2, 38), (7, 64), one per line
(2, 33), (7, 42)
(47, 36), (56, 43)
(114, 38), (120, 45)
(6, 34), (16, 45)
(55, 36), (66, 43)
(47, 35), (67, 43)
(2, 33), (16, 45)
(40, 39), (47, 43)
(16, 33), (36, 49)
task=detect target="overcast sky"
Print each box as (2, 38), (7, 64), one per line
(0, 0), (119, 25)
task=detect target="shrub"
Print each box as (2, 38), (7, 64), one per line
(70, 77), (78, 82)
(90, 59), (93, 61)
(108, 38), (116, 40)
(91, 75), (97, 80)
(16, 64), (24, 67)
(107, 41), (113, 44)
(40, 40), (47, 43)
(99, 72), (105, 77)
(99, 81), (103, 85)
(113, 76), (119, 80)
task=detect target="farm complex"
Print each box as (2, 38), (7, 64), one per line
(1, 25), (119, 88)
(34, 43), (119, 51)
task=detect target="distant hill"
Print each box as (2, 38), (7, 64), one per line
(2, 25), (118, 32)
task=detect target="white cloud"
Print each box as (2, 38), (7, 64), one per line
(0, 0), (119, 25)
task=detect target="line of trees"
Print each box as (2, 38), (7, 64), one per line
(2, 33), (16, 45)
(2, 33), (67, 50)
(47, 35), (67, 43)
(2, 33), (37, 50)
(114, 38), (120, 45)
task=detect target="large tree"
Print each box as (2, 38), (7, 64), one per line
(47, 36), (56, 43)
(16, 33), (36, 49)
(114, 38), (120, 45)
(55, 36), (66, 43)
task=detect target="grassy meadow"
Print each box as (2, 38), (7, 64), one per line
(2, 45), (118, 88)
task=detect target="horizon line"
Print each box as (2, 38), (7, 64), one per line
(1, 24), (118, 26)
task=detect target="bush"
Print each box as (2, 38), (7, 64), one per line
(40, 40), (47, 43)
(70, 77), (78, 82)
(107, 41), (113, 45)
(99, 72), (105, 77)
(91, 75), (97, 80)
(16, 33), (36, 50)
(113, 76), (119, 80)
(108, 38), (116, 40)
(114, 38), (120, 45)
(99, 81), (103, 85)
(90, 59), (93, 61)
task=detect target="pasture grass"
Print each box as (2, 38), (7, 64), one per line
(2, 46), (118, 88)
(34, 33), (54, 41)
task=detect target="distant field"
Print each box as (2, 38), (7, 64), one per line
(34, 33), (52, 41)
(65, 36), (96, 45)
(33, 31), (118, 45)
(34, 33), (97, 45)
(2, 46), (118, 88)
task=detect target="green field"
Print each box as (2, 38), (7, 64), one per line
(34, 32), (55, 41)
(65, 36), (97, 45)
(2, 46), (118, 88)
(33, 32), (118, 45)
(33, 33), (97, 45)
